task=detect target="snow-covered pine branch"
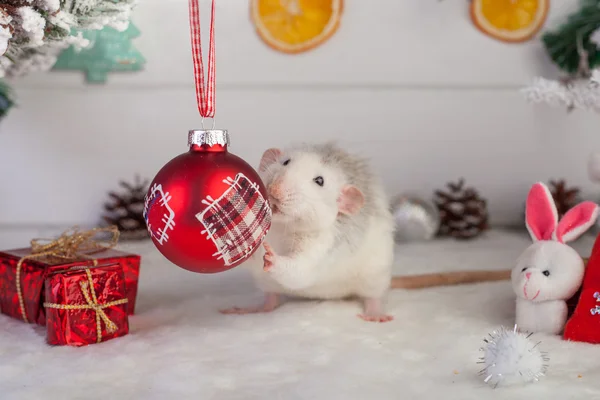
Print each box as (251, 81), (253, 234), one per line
(521, 72), (600, 113)
(0, 0), (138, 78)
(62, 0), (137, 31)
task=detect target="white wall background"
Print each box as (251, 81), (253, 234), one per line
(0, 0), (598, 229)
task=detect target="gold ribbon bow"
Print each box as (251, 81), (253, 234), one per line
(43, 268), (128, 343)
(16, 225), (120, 322)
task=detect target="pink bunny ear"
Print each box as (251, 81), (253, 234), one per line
(525, 182), (558, 241)
(554, 201), (599, 243)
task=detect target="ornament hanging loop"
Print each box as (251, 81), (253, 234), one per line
(201, 117), (216, 130)
(189, 0), (217, 120)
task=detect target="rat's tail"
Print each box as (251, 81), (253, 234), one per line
(390, 269), (511, 289)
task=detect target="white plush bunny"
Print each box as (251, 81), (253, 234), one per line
(513, 182), (599, 335)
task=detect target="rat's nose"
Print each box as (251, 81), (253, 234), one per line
(526, 272), (532, 279)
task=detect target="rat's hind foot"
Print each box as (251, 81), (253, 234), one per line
(358, 297), (394, 323)
(219, 293), (281, 315)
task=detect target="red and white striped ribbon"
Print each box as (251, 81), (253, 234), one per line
(188, 0), (216, 118)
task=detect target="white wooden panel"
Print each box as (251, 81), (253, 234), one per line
(1, 87), (599, 227)
(12, 0), (580, 89)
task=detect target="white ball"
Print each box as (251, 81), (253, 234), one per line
(479, 325), (547, 387)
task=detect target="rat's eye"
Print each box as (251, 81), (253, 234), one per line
(314, 176), (324, 186)
(542, 270), (550, 277)
(282, 159), (290, 166)
(521, 267), (528, 272)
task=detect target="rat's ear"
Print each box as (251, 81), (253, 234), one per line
(338, 185), (365, 215)
(259, 148), (282, 172)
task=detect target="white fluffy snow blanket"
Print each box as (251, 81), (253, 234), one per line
(1, 230), (600, 399)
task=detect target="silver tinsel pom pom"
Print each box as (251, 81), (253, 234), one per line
(391, 194), (440, 242)
(478, 325), (548, 388)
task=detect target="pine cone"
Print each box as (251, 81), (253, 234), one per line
(548, 179), (580, 218)
(102, 175), (150, 241)
(433, 178), (489, 240)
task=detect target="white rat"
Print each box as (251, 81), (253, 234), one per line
(512, 182), (599, 335)
(219, 142), (519, 322)
(221, 142), (396, 322)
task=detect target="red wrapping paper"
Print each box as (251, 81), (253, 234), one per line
(0, 255), (49, 325)
(0, 247), (141, 325)
(44, 263), (129, 346)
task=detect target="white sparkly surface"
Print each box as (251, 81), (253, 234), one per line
(1, 228), (600, 399)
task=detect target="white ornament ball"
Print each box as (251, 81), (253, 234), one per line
(391, 194), (440, 242)
(479, 325), (548, 387)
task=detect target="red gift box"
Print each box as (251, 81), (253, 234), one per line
(0, 227), (141, 325)
(44, 263), (129, 346)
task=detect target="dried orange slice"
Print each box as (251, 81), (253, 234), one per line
(251, 0), (343, 54)
(470, 0), (549, 43)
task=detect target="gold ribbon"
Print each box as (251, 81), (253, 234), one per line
(43, 268), (128, 343)
(15, 226), (120, 323)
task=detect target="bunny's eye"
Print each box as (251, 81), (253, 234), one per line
(314, 176), (324, 186)
(282, 159), (290, 166)
(521, 267), (528, 272)
(542, 270), (550, 277)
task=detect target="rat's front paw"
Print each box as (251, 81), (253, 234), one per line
(359, 298), (393, 323)
(358, 313), (394, 323)
(262, 243), (300, 288)
(263, 242), (277, 271)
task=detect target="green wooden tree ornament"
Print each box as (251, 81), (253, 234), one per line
(53, 23), (145, 83)
(0, 80), (15, 121)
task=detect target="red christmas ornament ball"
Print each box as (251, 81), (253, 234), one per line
(143, 130), (272, 273)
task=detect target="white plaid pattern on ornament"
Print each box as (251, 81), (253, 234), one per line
(195, 173), (271, 266)
(188, 0), (215, 118)
(143, 183), (176, 245)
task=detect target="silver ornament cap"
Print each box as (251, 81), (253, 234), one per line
(391, 194), (440, 242)
(188, 129), (230, 147)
